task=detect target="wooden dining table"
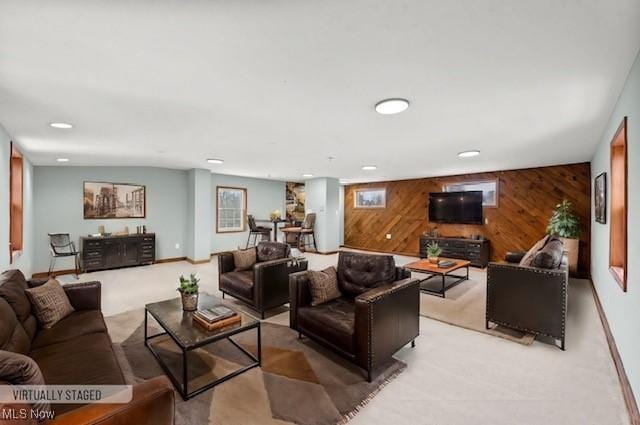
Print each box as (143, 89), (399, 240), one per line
(255, 218), (288, 242)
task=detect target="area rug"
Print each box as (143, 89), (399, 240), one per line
(418, 274), (535, 345)
(106, 309), (405, 425)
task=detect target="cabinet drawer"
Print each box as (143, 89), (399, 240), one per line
(83, 250), (103, 259)
(142, 236), (155, 243)
(141, 252), (155, 260)
(84, 259), (103, 268)
(85, 240), (103, 249)
(141, 244), (154, 250)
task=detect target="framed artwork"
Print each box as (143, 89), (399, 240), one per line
(443, 179), (498, 207)
(286, 182), (306, 221)
(354, 188), (386, 209)
(84, 182), (146, 219)
(216, 186), (247, 233)
(595, 172), (606, 224)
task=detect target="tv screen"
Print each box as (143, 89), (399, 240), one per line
(429, 191), (483, 224)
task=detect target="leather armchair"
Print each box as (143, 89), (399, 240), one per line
(486, 251), (569, 350)
(289, 251), (420, 381)
(218, 242), (308, 318)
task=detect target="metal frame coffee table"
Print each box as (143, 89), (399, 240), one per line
(403, 258), (471, 298)
(144, 294), (261, 400)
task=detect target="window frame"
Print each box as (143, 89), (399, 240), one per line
(609, 117), (628, 291)
(216, 186), (247, 233)
(9, 142), (23, 263)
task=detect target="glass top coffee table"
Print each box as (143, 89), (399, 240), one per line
(144, 293), (261, 400)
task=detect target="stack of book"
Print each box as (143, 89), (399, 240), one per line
(192, 305), (241, 331)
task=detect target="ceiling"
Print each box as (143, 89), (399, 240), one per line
(1, 0), (639, 183)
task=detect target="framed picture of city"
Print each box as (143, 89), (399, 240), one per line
(83, 181), (146, 219)
(354, 188), (386, 209)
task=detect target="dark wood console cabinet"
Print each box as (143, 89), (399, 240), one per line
(81, 233), (155, 272)
(419, 236), (490, 268)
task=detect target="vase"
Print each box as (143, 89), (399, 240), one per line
(560, 237), (579, 276)
(180, 292), (199, 311)
(428, 256), (439, 264)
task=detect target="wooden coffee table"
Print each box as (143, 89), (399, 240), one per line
(403, 258), (471, 298)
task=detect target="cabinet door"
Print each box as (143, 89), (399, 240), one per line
(104, 240), (122, 268)
(121, 239), (140, 265)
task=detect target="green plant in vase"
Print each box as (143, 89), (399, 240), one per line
(546, 200), (580, 275)
(426, 242), (443, 264)
(177, 273), (200, 311)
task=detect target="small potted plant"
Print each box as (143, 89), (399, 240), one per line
(177, 274), (200, 311)
(426, 242), (443, 264)
(547, 200), (580, 275)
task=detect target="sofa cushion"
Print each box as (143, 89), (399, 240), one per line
(220, 270), (254, 300)
(337, 252), (396, 298)
(25, 279), (75, 329)
(30, 332), (125, 415)
(233, 248), (257, 271)
(256, 242), (290, 262)
(0, 298), (30, 354)
(308, 267), (341, 306)
(519, 235), (550, 267)
(532, 237), (564, 269)
(298, 298), (355, 353)
(31, 310), (107, 350)
(0, 269), (32, 322)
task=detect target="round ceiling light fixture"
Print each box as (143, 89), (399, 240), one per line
(206, 158), (224, 164)
(375, 98), (409, 115)
(362, 165), (377, 171)
(302, 173), (314, 178)
(49, 122), (73, 129)
(457, 150), (480, 158)
(56, 158), (70, 162)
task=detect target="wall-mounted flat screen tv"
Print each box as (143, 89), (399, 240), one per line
(428, 191), (483, 224)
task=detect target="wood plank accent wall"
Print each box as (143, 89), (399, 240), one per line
(344, 162), (591, 276)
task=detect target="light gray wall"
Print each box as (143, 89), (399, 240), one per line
(591, 50), (640, 403)
(211, 174), (285, 252)
(305, 177), (340, 252)
(187, 169), (212, 261)
(0, 124), (35, 276)
(33, 166), (189, 273)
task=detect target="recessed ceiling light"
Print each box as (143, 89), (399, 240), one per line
(206, 158), (224, 164)
(375, 98), (409, 115)
(458, 150), (480, 158)
(56, 158), (69, 162)
(362, 165), (377, 170)
(49, 122), (73, 129)
(302, 173), (314, 178)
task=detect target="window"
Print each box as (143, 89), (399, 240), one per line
(610, 117), (627, 291)
(443, 179), (498, 207)
(9, 143), (23, 262)
(216, 186), (247, 233)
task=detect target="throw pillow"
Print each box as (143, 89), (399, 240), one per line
(308, 266), (341, 306)
(519, 235), (550, 267)
(0, 350), (50, 414)
(25, 279), (75, 329)
(233, 248), (257, 271)
(532, 237), (564, 269)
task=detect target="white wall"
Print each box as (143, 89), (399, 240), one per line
(211, 174), (285, 252)
(0, 124), (34, 276)
(591, 50), (640, 404)
(305, 177), (340, 253)
(33, 166), (189, 273)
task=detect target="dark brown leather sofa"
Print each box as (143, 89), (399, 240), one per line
(218, 242), (308, 318)
(486, 243), (569, 350)
(0, 269), (174, 424)
(289, 251), (420, 381)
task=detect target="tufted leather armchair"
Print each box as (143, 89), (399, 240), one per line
(289, 251), (420, 381)
(218, 242), (308, 318)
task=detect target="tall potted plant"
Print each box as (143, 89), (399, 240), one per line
(546, 200), (580, 275)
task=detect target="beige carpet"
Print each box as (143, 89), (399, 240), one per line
(417, 272), (536, 345)
(106, 309), (405, 425)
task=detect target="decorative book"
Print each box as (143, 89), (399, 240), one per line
(194, 305), (236, 324)
(193, 312), (241, 331)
